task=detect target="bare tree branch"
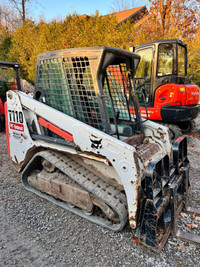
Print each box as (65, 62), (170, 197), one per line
(6, 0), (33, 23)
(0, 4), (22, 31)
(109, 0), (141, 13)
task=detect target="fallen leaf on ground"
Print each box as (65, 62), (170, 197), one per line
(185, 223), (198, 230)
(133, 236), (141, 245)
(193, 198), (200, 202)
(168, 240), (178, 246)
(180, 212), (187, 218)
(195, 216), (200, 221)
(4, 199), (11, 202)
(178, 243), (186, 253)
(192, 213), (196, 219)
(39, 198), (44, 202)
(179, 261), (183, 265)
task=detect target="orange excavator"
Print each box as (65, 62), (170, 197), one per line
(132, 39), (200, 139)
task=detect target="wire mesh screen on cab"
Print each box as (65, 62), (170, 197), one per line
(37, 56), (133, 137)
(37, 57), (104, 131)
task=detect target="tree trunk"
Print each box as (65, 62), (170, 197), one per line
(22, 0), (25, 23)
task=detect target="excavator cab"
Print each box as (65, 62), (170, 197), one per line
(134, 39), (199, 132)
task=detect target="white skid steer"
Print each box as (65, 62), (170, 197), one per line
(2, 47), (200, 252)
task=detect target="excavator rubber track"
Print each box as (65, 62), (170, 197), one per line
(22, 150), (128, 232)
(158, 122), (182, 142)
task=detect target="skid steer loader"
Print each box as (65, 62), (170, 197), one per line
(3, 47), (200, 252)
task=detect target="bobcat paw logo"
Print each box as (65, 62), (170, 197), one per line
(90, 138), (102, 150)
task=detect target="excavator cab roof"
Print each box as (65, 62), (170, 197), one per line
(136, 39), (187, 49)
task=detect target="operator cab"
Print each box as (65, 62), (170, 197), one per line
(34, 47), (143, 141)
(0, 62), (21, 131)
(134, 39), (187, 107)
(132, 40), (199, 126)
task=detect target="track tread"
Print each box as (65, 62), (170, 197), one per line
(22, 150), (128, 232)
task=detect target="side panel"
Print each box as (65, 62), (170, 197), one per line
(138, 107), (162, 120)
(185, 84), (199, 105)
(129, 106), (162, 120)
(6, 92), (35, 166)
(7, 90), (144, 229)
(154, 84), (199, 108)
(154, 84), (186, 108)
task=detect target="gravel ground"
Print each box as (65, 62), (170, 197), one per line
(0, 117), (200, 267)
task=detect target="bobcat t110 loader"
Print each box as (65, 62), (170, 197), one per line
(3, 47), (200, 252)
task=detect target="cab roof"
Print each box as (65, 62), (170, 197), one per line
(135, 39), (187, 50)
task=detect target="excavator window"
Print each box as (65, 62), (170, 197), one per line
(0, 79), (8, 96)
(0, 66), (16, 103)
(157, 44), (174, 77)
(178, 45), (186, 76)
(135, 48), (153, 80)
(134, 48), (153, 104)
